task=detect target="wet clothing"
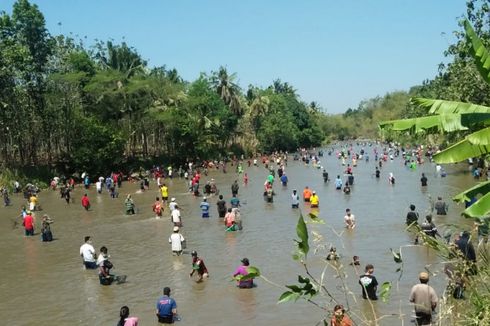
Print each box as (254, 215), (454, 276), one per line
(217, 200), (227, 217)
(200, 201), (210, 218)
(234, 264), (254, 288)
(420, 176), (428, 187)
(230, 197), (240, 208)
(303, 189), (312, 202)
(434, 201), (447, 215)
(359, 274), (378, 300)
(291, 193), (299, 208)
(406, 211), (419, 226)
(23, 214), (34, 236)
(409, 283), (438, 325)
(156, 295), (177, 324)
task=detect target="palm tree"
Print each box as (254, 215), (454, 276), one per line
(211, 66), (242, 115)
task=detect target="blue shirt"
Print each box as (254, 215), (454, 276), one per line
(200, 201), (210, 213)
(335, 178), (343, 188)
(230, 197), (240, 208)
(280, 175), (288, 184)
(156, 295), (177, 317)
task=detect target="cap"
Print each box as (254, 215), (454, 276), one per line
(203, 196), (207, 201)
(173, 226), (179, 232)
(171, 198), (176, 202)
(419, 272), (429, 281)
(312, 191), (316, 194)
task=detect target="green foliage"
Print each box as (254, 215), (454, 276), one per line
(295, 213), (309, 259)
(379, 282), (392, 303)
(278, 275), (318, 304)
(233, 266), (261, 282)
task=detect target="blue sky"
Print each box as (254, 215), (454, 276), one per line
(1, 0), (466, 113)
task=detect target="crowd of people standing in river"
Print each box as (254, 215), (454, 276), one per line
(4, 142), (488, 325)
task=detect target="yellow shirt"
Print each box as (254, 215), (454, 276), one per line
(310, 194), (319, 206)
(29, 196), (38, 205)
(160, 186), (168, 197)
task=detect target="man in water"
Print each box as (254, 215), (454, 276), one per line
(233, 258), (254, 288)
(406, 204), (419, 226)
(152, 197), (163, 219)
(23, 210), (35, 236)
(291, 190), (299, 208)
(171, 205), (182, 227)
(169, 198), (178, 212)
(200, 197), (210, 218)
(303, 186), (312, 202)
(322, 169), (329, 183)
(230, 195), (240, 208)
(189, 251), (209, 282)
(231, 180), (239, 197)
(344, 208), (356, 229)
(310, 191), (319, 208)
(125, 194), (135, 215)
(216, 195), (227, 218)
(156, 287), (178, 324)
(160, 183), (169, 204)
(409, 272), (438, 326)
(81, 193), (90, 211)
(359, 264), (378, 300)
(169, 226), (185, 256)
(421, 215), (439, 238)
(434, 196), (448, 215)
(280, 173), (288, 186)
(420, 173), (428, 187)
(375, 167), (380, 178)
(80, 236), (97, 269)
(335, 176), (343, 190)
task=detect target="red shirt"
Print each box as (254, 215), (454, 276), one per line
(81, 196), (90, 207)
(24, 215), (34, 230)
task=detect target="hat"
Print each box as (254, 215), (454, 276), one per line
(27, 210), (32, 214)
(171, 198), (176, 202)
(173, 226), (179, 232)
(419, 272), (429, 281)
(203, 196), (207, 201)
(312, 191), (316, 194)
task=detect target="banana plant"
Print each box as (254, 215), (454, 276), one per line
(380, 20), (490, 218)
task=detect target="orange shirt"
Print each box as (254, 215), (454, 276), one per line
(303, 189), (312, 200)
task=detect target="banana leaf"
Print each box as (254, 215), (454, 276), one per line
(379, 113), (490, 133)
(410, 98), (490, 114)
(464, 19), (490, 85)
(453, 181), (490, 203)
(433, 138), (490, 164)
(462, 192), (490, 218)
(466, 126), (490, 145)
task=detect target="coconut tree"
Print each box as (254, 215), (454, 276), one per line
(210, 66), (242, 115)
(380, 20), (490, 218)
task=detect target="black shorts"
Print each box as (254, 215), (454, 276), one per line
(157, 315), (174, 324)
(415, 312), (431, 325)
(162, 196), (168, 201)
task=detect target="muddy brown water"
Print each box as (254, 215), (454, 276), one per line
(0, 150), (478, 325)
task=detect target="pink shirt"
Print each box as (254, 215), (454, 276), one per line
(124, 317), (139, 326)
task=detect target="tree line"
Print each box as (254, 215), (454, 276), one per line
(0, 0), (324, 177)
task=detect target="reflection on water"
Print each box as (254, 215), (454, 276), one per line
(0, 149), (479, 325)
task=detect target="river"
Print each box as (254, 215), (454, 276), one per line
(0, 147), (478, 325)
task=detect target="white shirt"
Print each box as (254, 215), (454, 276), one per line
(95, 181), (102, 190)
(169, 202), (177, 211)
(96, 253), (107, 266)
(291, 193), (299, 205)
(344, 214), (356, 227)
(171, 209), (181, 223)
(169, 233), (185, 251)
(80, 243), (96, 262)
